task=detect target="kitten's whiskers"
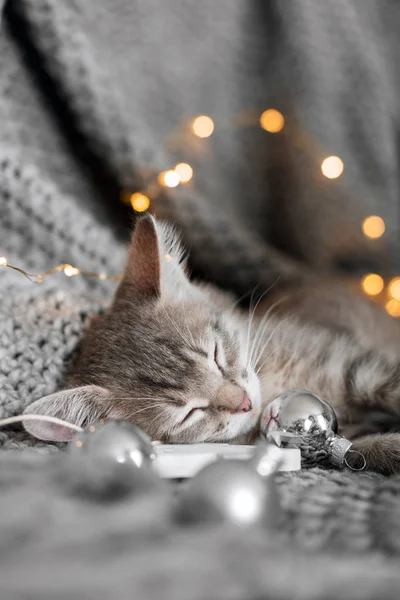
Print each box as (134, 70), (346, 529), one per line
(247, 296), (287, 371)
(244, 287), (269, 369)
(129, 403), (170, 417)
(225, 285), (259, 315)
(254, 317), (291, 374)
(247, 306), (275, 370)
(244, 278), (280, 369)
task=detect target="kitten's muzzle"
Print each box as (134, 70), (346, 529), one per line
(216, 385), (253, 414)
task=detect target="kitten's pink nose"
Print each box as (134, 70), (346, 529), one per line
(237, 392), (252, 413)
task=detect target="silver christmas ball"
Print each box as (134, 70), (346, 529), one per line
(260, 389), (360, 469)
(175, 458), (282, 529)
(69, 420), (156, 469)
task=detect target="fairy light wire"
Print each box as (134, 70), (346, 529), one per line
(0, 414), (162, 445)
(0, 414), (83, 433)
(0, 259), (122, 284)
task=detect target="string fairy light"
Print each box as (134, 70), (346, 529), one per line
(385, 299), (400, 318)
(130, 192), (151, 213)
(174, 162), (193, 183)
(361, 273), (384, 296)
(158, 170), (180, 188)
(361, 215), (385, 240)
(0, 258), (122, 284)
(191, 115), (214, 138)
(64, 266), (80, 277)
(388, 277), (400, 300)
(321, 156), (344, 179)
(259, 109), (285, 133)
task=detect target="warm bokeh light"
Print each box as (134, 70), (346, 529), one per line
(388, 277), (400, 300)
(174, 162), (193, 183)
(130, 192), (150, 212)
(385, 299), (400, 318)
(0, 256), (7, 266)
(191, 115), (214, 138)
(321, 156), (344, 179)
(158, 170), (180, 188)
(63, 265), (80, 277)
(165, 254), (173, 262)
(361, 273), (384, 296)
(361, 215), (385, 239)
(259, 109), (285, 133)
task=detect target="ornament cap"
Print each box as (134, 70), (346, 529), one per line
(328, 435), (353, 468)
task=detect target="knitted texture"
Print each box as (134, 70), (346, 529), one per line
(0, 454), (400, 599)
(2, 0), (400, 596)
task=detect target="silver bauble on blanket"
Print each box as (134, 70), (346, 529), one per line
(174, 440), (283, 528)
(260, 389), (365, 470)
(69, 420), (156, 469)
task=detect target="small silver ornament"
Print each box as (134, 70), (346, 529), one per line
(260, 389), (366, 470)
(69, 420), (156, 469)
(174, 451), (283, 528)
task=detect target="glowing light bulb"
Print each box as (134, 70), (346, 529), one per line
(130, 193), (150, 212)
(362, 216), (385, 239)
(174, 162), (193, 183)
(321, 156), (344, 179)
(386, 299), (400, 318)
(191, 115), (214, 138)
(0, 257), (7, 266)
(361, 273), (384, 296)
(388, 277), (400, 300)
(158, 170), (180, 188)
(259, 109), (285, 133)
(64, 265), (80, 277)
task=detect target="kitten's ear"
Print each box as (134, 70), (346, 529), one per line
(22, 385), (114, 442)
(122, 215), (195, 301)
(124, 215), (161, 298)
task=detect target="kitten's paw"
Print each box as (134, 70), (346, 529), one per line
(350, 433), (400, 475)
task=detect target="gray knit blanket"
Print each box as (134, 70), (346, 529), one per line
(2, 1), (400, 597)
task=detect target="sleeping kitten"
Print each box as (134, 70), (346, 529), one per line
(23, 216), (400, 474)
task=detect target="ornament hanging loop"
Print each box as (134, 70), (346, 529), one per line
(344, 450), (367, 472)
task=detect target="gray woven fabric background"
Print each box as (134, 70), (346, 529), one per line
(2, 0), (400, 597)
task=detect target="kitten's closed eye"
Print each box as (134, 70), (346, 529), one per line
(181, 406), (208, 426)
(214, 343), (222, 370)
(214, 342), (228, 374)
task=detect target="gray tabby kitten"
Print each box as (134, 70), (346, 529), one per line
(24, 216), (400, 474)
